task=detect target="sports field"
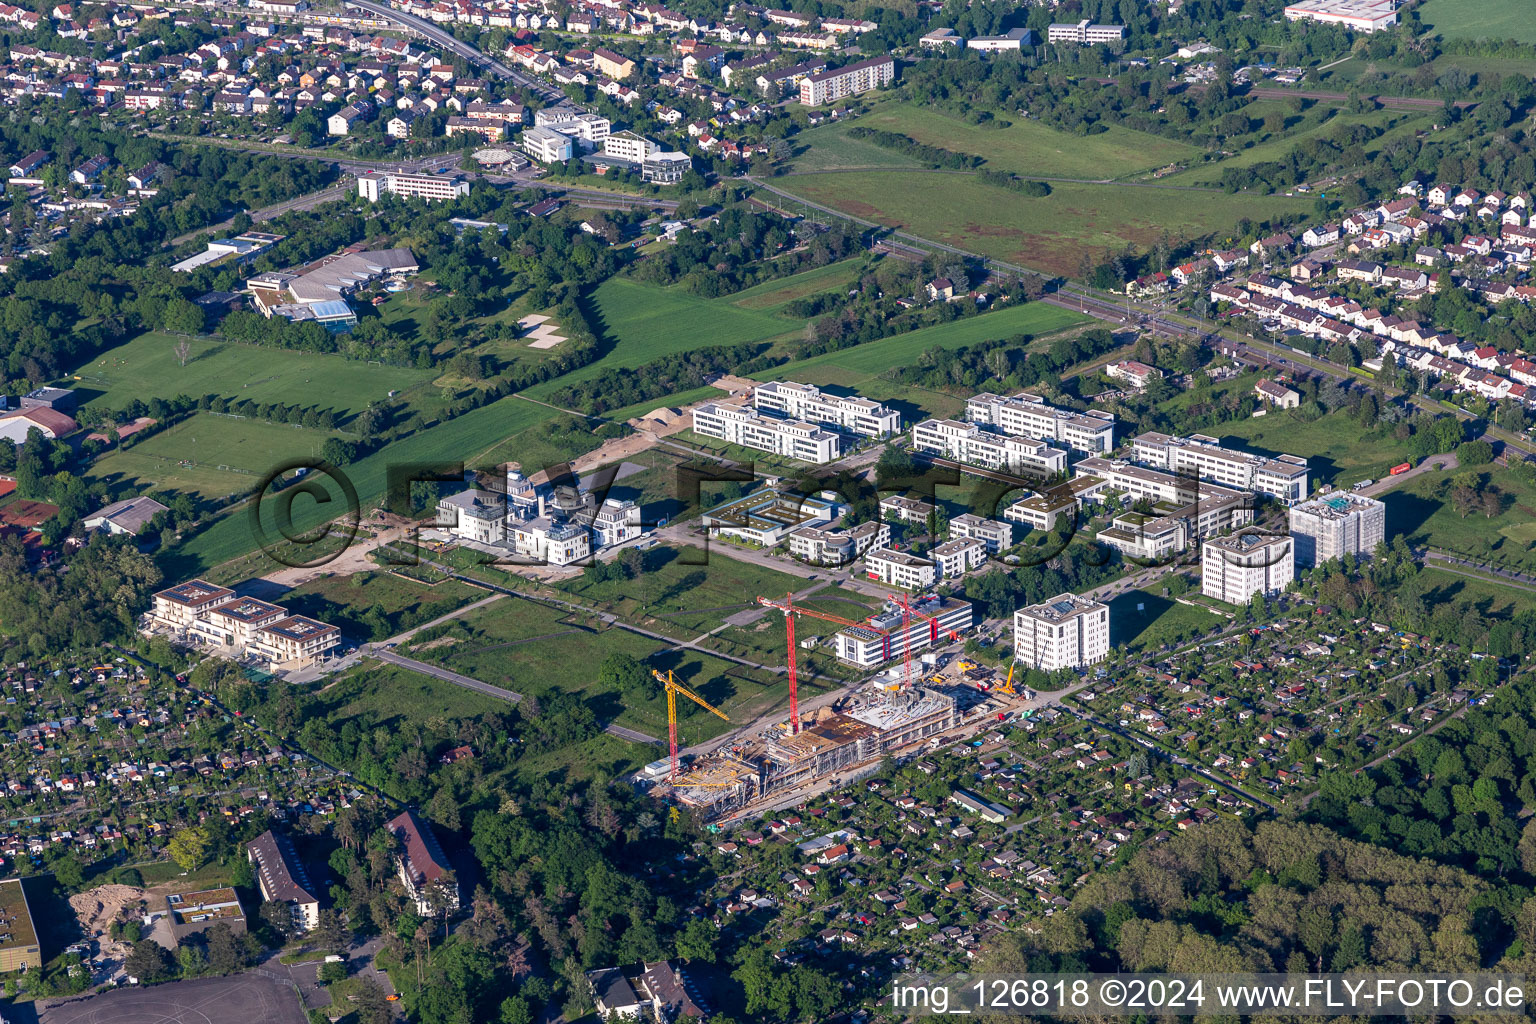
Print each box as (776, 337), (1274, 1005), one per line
(1420, 0), (1536, 43)
(773, 173), (1310, 276)
(797, 101), (1200, 180)
(68, 331), (434, 422)
(86, 414), (340, 502)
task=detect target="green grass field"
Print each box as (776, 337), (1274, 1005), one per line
(69, 331), (436, 424)
(773, 173), (1310, 276)
(87, 414), (340, 502)
(728, 259), (868, 312)
(1211, 410), (1412, 489)
(522, 276), (812, 398)
(164, 395), (570, 577)
(1421, 0), (1536, 43)
(798, 101), (1201, 180)
(1107, 589), (1226, 654)
(1385, 464), (1536, 574)
(1174, 108), (1430, 186)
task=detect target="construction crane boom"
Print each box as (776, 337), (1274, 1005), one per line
(652, 669), (730, 781)
(758, 592), (886, 734)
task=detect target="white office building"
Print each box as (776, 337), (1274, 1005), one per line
(691, 402), (840, 463)
(602, 129), (659, 163)
(949, 513), (1012, 554)
(1014, 594), (1109, 671)
(753, 381), (900, 438)
(788, 520), (889, 566)
(437, 489), (507, 544)
(1288, 492), (1386, 567)
(965, 392), (1116, 453)
(356, 171), (470, 203)
(864, 547), (937, 590)
(521, 126), (575, 163)
(511, 517), (592, 565)
(932, 537), (986, 579)
(1131, 432), (1309, 503)
(1047, 19), (1126, 43)
(834, 595), (973, 667)
(1202, 533), (1294, 605)
(911, 418), (1068, 476)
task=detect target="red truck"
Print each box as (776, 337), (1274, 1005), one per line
(1389, 461), (1414, 476)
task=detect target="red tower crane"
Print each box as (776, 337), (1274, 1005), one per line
(756, 592), (884, 735)
(897, 592), (963, 689)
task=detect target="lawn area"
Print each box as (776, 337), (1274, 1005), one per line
(1174, 107), (1430, 186)
(164, 395), (572, 578)
(1106, 589), (1226, 655)
(1421, 0), (1536, 43)
(278, 569), (483, 640)
(68, 331), (436, 426)
(1408, 567), (1535, 619)
(801, 101), (1201, 180)
(418, 589), (795, 740)
(1211, 410), (1412, 489)
(1383, 463), (1536, 573)
(522, 277), (806, 398)
(728, 258), (868, 312)
(87, 413), (340, 503)
(773, 173), (1310, 276)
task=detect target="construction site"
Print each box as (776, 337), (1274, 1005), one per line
(641, 591), (979, 822)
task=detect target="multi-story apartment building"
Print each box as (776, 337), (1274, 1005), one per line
(150, 579), (235, 630)
(511, 517), (592, 565)
(911, 418), (1068, 477)
(387, 810), (460, 916)
(834, 595), (973, 667)
(1096, 490), (1253, 562)
(1003, 492), (1079, 531)
(247, 830), (320, 933)
(602, 129), (659, 162)
(753, 381), (900, 438)
(932, 537), (986, 579)
(965, 392), (1116, 453)
(1288, 492), (1386, 567)
(1075, 457), (1209, 506)
(1047, 19), (1127, 43)
(879, 494), (936, 526)
(0, 879), (40, 973)
(691, 402), (840, 463)
(592, 498), (643, 548)
(864, 547), (937, 589)
(1202, 533), (1294, 604)
(788, 520), (890, 565)
(249, 616), (342, 667)
(1014, 594), (1110, 671)
(1131, 432), (1310, 503)
(798, 54), (894, 106)
(355, 171), (470, 203)
(437, 489), (507, 545)
(949, 513), (1012, 553)
(192, 597), (288, 650)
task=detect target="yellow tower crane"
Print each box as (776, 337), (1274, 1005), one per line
(652, 669), (730, 781)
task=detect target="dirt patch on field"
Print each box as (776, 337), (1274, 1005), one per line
(71, 884), (146, 957)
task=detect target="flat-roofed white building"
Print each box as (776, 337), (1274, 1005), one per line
(932, 537), (985, 579)
(949, 513), (1012, 553)
(1202, 533), (1294, 604)
(692, 402), (840, 463)
(520, 125), (575, 163)
(1288, 492), (1386, 567)
(250, 615), (341, 666)
(1283, 0), (1396, 32)
(701, 488), (838, 547)
(512, 517), (592, 565)
(1131, 432), (1309, 503)
(754, 381), (900, 438)
(864, 547), (936, 589)
(437, 488), (507, 545)
(965, 392), (1115, 453)
(879, 494), (936, 526)
(798, 55), (895, 106)
(193, 597), (288, 650)
(1014, 593), (1109, 671)
(151, 579), (234, 630)
(1047, 18), (1126, 43)
(356, 171), (470, 203)
(1003, 492), (1079, 531)
(834, 595), (972, 667)
(1097, 512), (1189, 563)
(788, 520), (889, 566)
(592, 498), (643, 548)
(911, 418), (1068, 477)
